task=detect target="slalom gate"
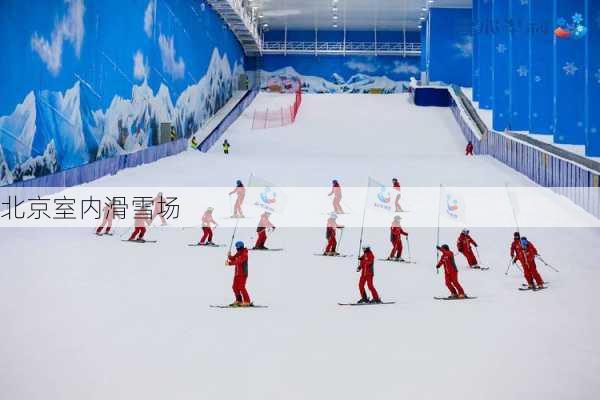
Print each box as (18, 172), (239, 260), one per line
(252, 81), (302, 130)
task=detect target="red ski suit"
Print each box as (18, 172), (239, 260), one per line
(200, 211), (216, 243)
(389, 220), (408, 259)
(466, 143), (474, 156)
(129, 209), (150, 240)
(393, 181), (402, 212)
(358, 249), (380, 301)
(328, 184), (343, 214)
(255, 213), (275, 248)
(227, 248), (250, 303)
(229, 186), (246, 217)
(436, 248), (465, 296)
(513, 241), (544, 287)
(457, 233), (478, 267)
(325, 217), (343, 253)
(96, 203), (114, 234)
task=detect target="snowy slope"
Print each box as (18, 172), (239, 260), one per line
(0, 93), (599, 400)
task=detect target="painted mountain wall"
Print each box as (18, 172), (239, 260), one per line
(0, 0), (246, 185)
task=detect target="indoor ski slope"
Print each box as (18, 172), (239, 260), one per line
(1, 93), (599, 400)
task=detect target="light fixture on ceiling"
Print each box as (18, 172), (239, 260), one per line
(333, 15), (338, 20)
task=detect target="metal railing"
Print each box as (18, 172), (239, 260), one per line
(262, 41), (421, 56)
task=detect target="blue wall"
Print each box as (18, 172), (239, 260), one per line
(0, 0), (246, 185)
(428, 8), (473, 87)
(472, 0), (600, 156)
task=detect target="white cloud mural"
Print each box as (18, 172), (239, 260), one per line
(158, 34), (186, 80)
(31, 0), (86, 76)
(144, 0), (156, 38)
(133, 50), (149, 80)
(345, 60), (377, 74)
(392, 61), (419, 74)
(454, 35), (473, 58)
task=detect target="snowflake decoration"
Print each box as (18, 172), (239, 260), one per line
(572, 13), (583, 25)
(556, 17), (567, 27)
(513, 112), (519, 116)
(496, 43), (507, 54)
(595, 69), (600, 84)
(504, 89), (511, 96)
(516, 65), (528, 77)
(563, 62), (578, 76)
(534, 75), (542, 83)
(577, 121), (583, 127)
(591, 127), (598, 134)
(533, 112), (539, 119)
(499, 113), (504, 118)
(520, 0), (528, 5)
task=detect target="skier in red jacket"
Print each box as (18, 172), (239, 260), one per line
(96, 201), (114, 235)
(357, 244), (381, 303)
(392, 178), (403, 212)
(514, 237), (544, 290)
(226, 241), (251, 306)
(324, 213), (344, 255)
(466, 141), (474, 156)
(328, 179), (344, 214)
(388, 215), (408, 261)
(254, 211), (275, 249)
(436, 244), (466, 298)
(229, 180), (246, 218)
(198, 207), (218, 245)
(129, 207), (151, 241)
(457, 229), (479, 268)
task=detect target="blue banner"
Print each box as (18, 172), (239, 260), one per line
(587, 0), (600, 156)
(529, 0), (554, 135)
(492, 0), (510, 131)
(478, 0), (494, 109)
(510, 0), (530, 130)
(554, 0), (586, 144)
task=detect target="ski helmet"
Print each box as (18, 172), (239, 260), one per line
(440, 244), (450, 251)
(235, 241), (244, 249)
(394, 215), (401, 220)
(462, 229), (469, 234)
(514, 231), (520, 239)
(207, 207), (214, 212)
(236, 180), (243, 186)
(362, 243), (371, 250)
(520, 237), (528, 248)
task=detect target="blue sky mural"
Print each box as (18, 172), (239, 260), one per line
(0, 0), (246, 185)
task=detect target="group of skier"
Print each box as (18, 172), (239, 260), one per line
(94, 177), (547, 307)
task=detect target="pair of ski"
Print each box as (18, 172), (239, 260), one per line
(187, 243), (224, 247)
(95, 232), (113, 237)
(210, 304), (268, 309)
(518, 283), (548, 291)
(377, 258), (417, 264)
(121, 239), (157, 243)
(314, 253), (353, 258)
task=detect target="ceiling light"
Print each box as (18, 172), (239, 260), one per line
(420, 16), (425, 20)
(333, 23), (338, 28)
(333, 15), (338, 20)
(263, 23), (269, 27)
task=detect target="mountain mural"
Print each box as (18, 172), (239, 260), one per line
(0, 48), (243, 185)
(260, 66), (411, 94)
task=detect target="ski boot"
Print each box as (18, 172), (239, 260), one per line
(396, 257), (404, 262)
(357, 297), (370, 304)
(457, 294), (466, 299)
(370, 298), (382, 304)
(240, 302), (254, 307)
(229, 301), (242, 307)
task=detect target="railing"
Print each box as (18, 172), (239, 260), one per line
(262, 41), (421, 56)
(206, 0), (262, 54)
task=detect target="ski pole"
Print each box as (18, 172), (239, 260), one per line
(537, 255), (559, 272)
(338, 227), (345, 253)
(406, 236), (412, 263)
(474, 246), (483, 268)
(504, 258), (513, 275)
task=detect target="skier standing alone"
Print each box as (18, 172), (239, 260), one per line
(229, 180), (246, 218)
(226, 241), (252, 307)
(328, 179), (344, 214)
(223, 139), (230, 154)
(388, 215), (408, 261)
(436, 244), (466, 299)
(96, 200), (114, 235)
(254, 211), (275, 250)
(324, 213), (344, 256)
(513, 235), (545, 290)
(457, 229), (480, 268)
(357, 244), (381, 304)
(466, 141), (474, 156)
(198, 207), (218, 245)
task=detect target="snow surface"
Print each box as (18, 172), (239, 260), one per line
(0, 93), (599, 400)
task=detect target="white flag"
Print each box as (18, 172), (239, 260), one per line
(441, 187), (467, 223)
(248, 174), (287, 214)
(367, 177), (394, 213)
